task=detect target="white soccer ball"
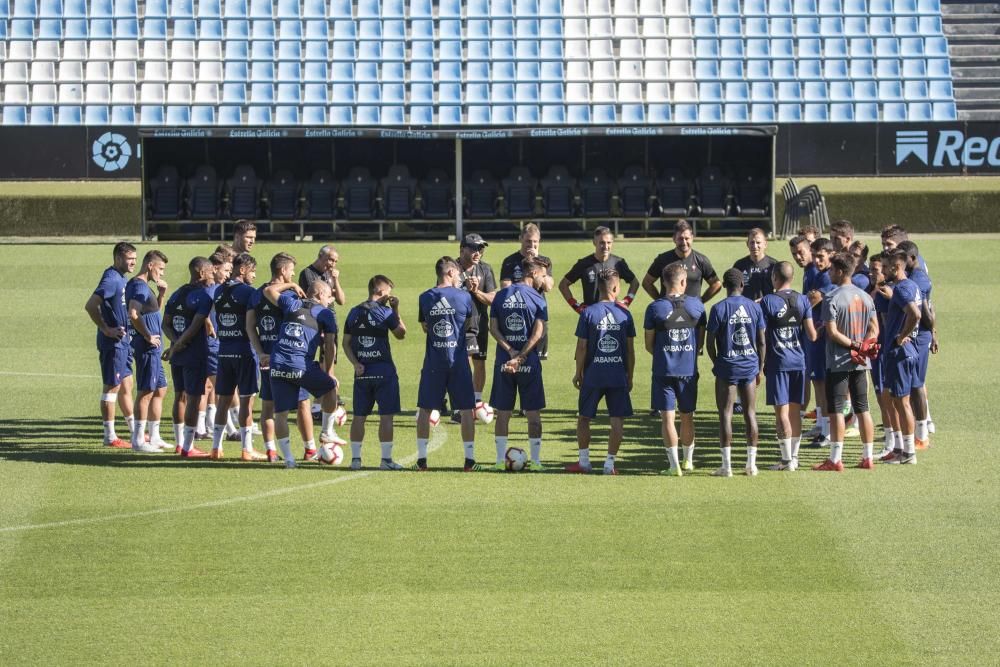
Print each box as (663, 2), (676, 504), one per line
(475, 401), (495, 424)
(333, 405), (348, 426)
(505, 446), (528, 472)
(319, 443), (344, 465)
(429, 409), (441, 427)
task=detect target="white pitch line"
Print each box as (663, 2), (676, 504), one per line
(0, 370), (99, 380)
(0, 428), (448, 534)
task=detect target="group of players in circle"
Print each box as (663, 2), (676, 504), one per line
(84, 217), (936, 476)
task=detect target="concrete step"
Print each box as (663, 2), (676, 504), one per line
(944, 22), (1000, 36)
(954, 66), (1000, 78)
(958, 109), (1000, 120)
(943, 3), (1000, 13)
(950, 45), (1000, 58)
(945, 34), (1000, 44)
(954, 98), (1000, 109)
(944, 12), (1000, 22)
(954, 86), (1000, 98)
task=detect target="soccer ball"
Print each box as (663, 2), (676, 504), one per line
(319, 443), (344, 465)
(429, 409), (441, 427)
(332, 405), (348, 426)
(505, 446), (528, 472)
(475, 401), (495, 424)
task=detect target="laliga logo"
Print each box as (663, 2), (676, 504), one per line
(92, 132), (132, 172)
(897, 129), (1000, 167)
(260, 315), (275, 331)
(668, 328), (691, 342)
(505, 313), (525, 332)
(597, 334), (620, 353)
(218, 312), (238, 327)
(433, 320), (453, 338)
(359, 336), (376, 348)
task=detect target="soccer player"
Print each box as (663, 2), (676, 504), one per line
(560, 226), (639, 312)
(815, 252), (879, 471)
(210, 252), (267, 461)
(263, 279), (340, 469)
(232, 219), (256, 254)
(732, 227), (778, 301)
(877, 250), (923, 465)
(164, 256), (216, 458)
(455, 234), (498, 417)
(881, 225), (929, 274)
(804, 237), (835, 447)
(489, 257), (549, 471)
(848, 240), (871, 291)
(196, 252), (232, 440)
(897, 240), (937, 449)
(642, 219), (721, 302)
(248, 252), (315, 462)
(415, 257), (479, 471)
(298, 245), (347, 307)
(84, 242), (137, 448)
(499, 223), (554, 360)
(706, 268), (766, 477)
(798, 225), (820, 243)
(342, 275), (407, 471)
(644, 263), (706, 476)
(568, 268), (636, 475)
(760, 262), (816, 471)
(125, 249), (170, 453)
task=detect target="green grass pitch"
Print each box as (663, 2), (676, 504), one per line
(1, 236), (999, 665)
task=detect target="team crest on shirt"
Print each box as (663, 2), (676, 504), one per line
(587, 269), (596, 282)
(597, 334), (620, 353)
(359, 336), (376, 348)
(260, 315), (276, 331)
(171, 315), (187, 332)
(284, 323), (304, 338)
(505, 312), (525, 332)
(668, 328), (691, 342)
(432, 320), (454, 338)
(732, 329), (751, 346)
(219, 312), (238, 327)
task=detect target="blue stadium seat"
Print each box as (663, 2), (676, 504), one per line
(851, 60), (875, 79)
(517, 105), (541, 124)
(920, 16), (942, 34)
(752, 81), (776, 101)
(907, 101), (932, 120)
(84, 105), (109, 124)
(747, 60), (772, 80)
(799, 39), (822, 58)
(805, 81), (829, 101)
(746, 17), (769, 36)
(725, 103), (748, 122)
(932, 101), (956, 120)
(409, 106), (433, 124)
(745, 0), (768, 14)
(878, 80), (903, 101)
(774, 60), (797, 80)
(751, 103), (775, 122)
(541, 105), (566, 123)
(29, 105), (55, 125)
(855, 102), (879, 120)
(882, 102), (906, 120)
(845, 0), (867, 11)
(877, 59), (901, 79)
(903, 59), (927, 78)
(57, 105), (82, 124)
(904, 80), (929, 100)
(277, 83), (300, 104)
(275, 106), (299, 124)
(825, 60), (849, 80)
(830, 102), (854, 120)
(357, 106), (380, 124)
(777, 103), (802, 121)
(778, 81), (802, 102)
(804, 103), (829, 121)
(328, 106), (353, 124)
(165, 105), (191, 125)
(492, 105), (516, 124)
(928, 80), (953, 100)
(799, 60), (823, 79)
(896, 17), (919, 35)
(648, 103), (671, 122)
(567, 104), (591, 124)
(300, 106), (324, 124)
(621, 104), (645, 122)
(674, 104), (698, 122)
(215, 106), (239, 124)
(139, 105), (165, 125)
(111, 105), (135, 123)
(855, 80), (878, 100)
(830, 81), (854, 100)
(771, 39), (794, 59)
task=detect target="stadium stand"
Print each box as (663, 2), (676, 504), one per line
(0, 0), (958, 126)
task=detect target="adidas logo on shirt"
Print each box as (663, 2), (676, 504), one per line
(596, 311), (621, 331)
(503, 290), (527, 309)
(729, 304), (753, 325)
(429, 297), (455, 316)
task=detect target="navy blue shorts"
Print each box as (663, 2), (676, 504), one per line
(270, 364), (336, 413)
(134, 349), (167, 392)
(579, 385), (633, 419)
(915, 334), (931, 386)
(885, 344), (920, 398)
(215, 355), (260, 397)
(98, 345), (133, 387)
(206, 347), (219, 376)
(651, 375), (697, 413)
(170, 362), (207, 397)
(870, 352), (885, 394)
(353, 370), (401, 417)
(490, 360), (546, 412)
(417, 364), (476, 411)
(808, 339), (826, 381)
(259, 366), (273, 402)
(766, 369), (806, 407)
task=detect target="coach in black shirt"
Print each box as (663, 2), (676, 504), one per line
(559, 226), (640, 311)
(642, 219), (722, 303)
(298, 245), (346, 308)
(500, 223), (554, 359)
(732, 227), (778, 301)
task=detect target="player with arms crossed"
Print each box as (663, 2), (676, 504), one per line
(568, 269), (636, 476)
(878, 250), (923, 465)
(560, 226), (640, 313)
(707, 269), (767, 477)
(341, 275), (407, 471)
(126, 249), (170, 453)
(760, 261), (817, 471)
(210, 252), (267, 461)
(642, 220), (722, 303)
(164, 257), (216, 458)
(416, 257), (481, 471)
(263, 279), (340, 468)
(733, 227), (778, 301)
(816, 252), (880, 472)
(489, 257), (549, 471)
(644, 263), (706, 476)
(84, 242), (137, 448)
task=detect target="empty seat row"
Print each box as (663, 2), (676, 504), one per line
(0, 100), (958, 125)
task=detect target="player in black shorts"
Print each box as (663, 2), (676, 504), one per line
(456, 233), (498, 418)
(642, 219), (722, 303)
(499, 223), (554, 359)
(559, 226), (639, 313)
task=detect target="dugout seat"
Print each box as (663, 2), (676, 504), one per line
(465, 169), (500, 218)
(225, 164), (261, 219)
(302, 169), (338, 219)
(186, 165), (221, 219)
(695, 165), (731, 217)
(655, 168), (695, 217)
(541, 165), (576, 217)
(380, 164), (417, 219)
(579, 167), (613, 217)
(342, 166), (377, 219)
(617, 165), (653, 217)
(503, 166), (537, 218)
(147, 164), (182, 219)
(734, 169), (770, 218)
(419, 168), (453, 219)
(264, 169), (300, 220)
